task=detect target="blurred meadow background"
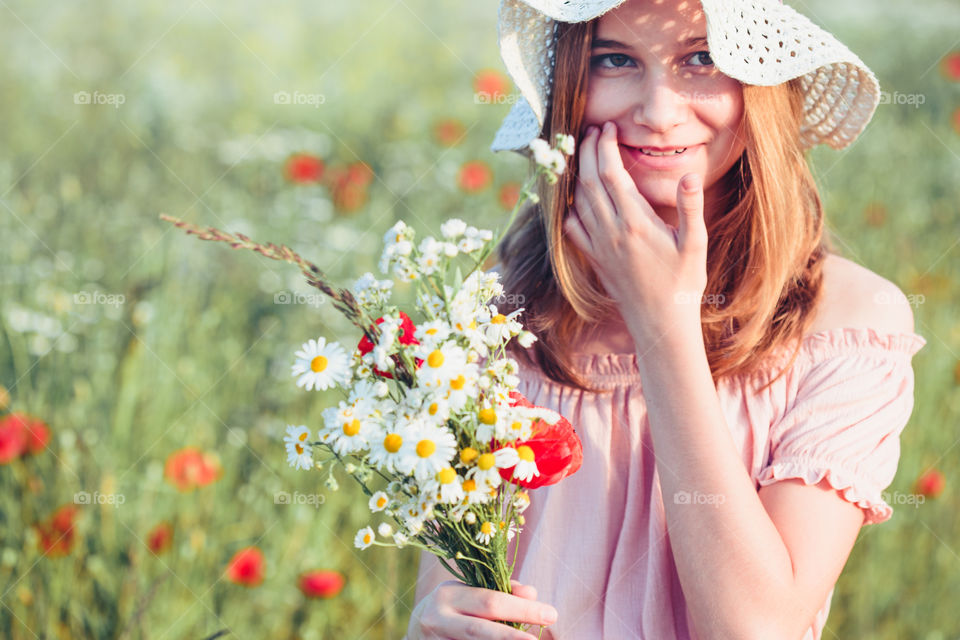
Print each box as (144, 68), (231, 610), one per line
(0, 0), (958, 638)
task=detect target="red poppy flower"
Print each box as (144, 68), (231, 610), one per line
(433, 118), (466, 147)
(0, 413), (28, 464)
(913, 469), (945, 498)
(356, 311), (422, 379)
(226, 546), (265, 587)
(941, 51), (960, 81)
(298, 569), (345, 598)
(164, 447), (222, 492)
(326, 162), (374, 213)
(496, 391), (583, 489)
(457, 160), (493, 193)
(147, 521), (174, 555)
(35, 504), (79, 557)
(22, 416), (50, 455)
(285, 153), (325, 184)
(474, 69), (509, 103)
(498, 182), (521, 210)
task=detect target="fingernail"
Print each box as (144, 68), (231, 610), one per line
(603, 121), (613, 133)
(542, 606), (558, 624)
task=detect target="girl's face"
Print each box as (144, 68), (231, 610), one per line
(582, 0), (746, 228)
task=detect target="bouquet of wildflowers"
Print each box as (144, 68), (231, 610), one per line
(161, 133), (581, 631)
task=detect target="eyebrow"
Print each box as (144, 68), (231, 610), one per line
(591, 36), (708, 50)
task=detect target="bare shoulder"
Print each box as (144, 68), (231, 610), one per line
(807, 253), (917, 337)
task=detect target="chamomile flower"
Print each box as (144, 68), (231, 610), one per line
(401, 423), (458, 482)
(414, 341), (468, 390)
(476, 521), (496, 545)
(461, 477), (491, 505)
(320, 401), (372, 456)
(393, 531), (409, 548)
(555, 132), (576, 156)
(283, 425), (313, 470)
(413, 319), (452, 348)
(511, 444), (540, 483)
(423, 466), (465, 504)
(368, 491), (390, 513)
(377, 522), (394, 538)
(441, 364), (480, 412)
(498, 519), (518, 542)
(440, 218), (467, 239)
(354, 526), (375, 550)
(512, 490), (531, 512)
(292, 337), (351, 391)
(482, 306), (524, 347)
(366, 418), (415, 474)
(466, 447), (520, 490)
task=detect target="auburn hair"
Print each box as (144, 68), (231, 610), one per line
(492, 19), (834, 395)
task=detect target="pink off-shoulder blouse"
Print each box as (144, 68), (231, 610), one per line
(505, 326), (927, 640)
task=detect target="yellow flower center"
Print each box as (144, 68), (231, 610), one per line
(298, 431), (308, 441)
(363, 533), (372, 544)
(478, 408), (497, 425)
(310, 355), (328, 372)
(437, 467), (456, 484)
(428, 402), (439, 415)
(511, 421), (522, 431)
(376, 496), (387, 508)
(295, 444), (304, 454)
(427, 350), (444, 368)
(342, 419), (361, 436)
(491, 313), (507, 324)
(477, 453), (495, 470)
(459, 447), (478, 464)
(469, 319), (477, 330)
(517, 445), (535, 462)
(450, 375), (465, 390)
(480, 522), (494, 534)
(383, 433), (403, 453)
(498, 520), (506, 530)
(462, 479), (477, 492)
(426, 328), (438, 335)
(416, 440), (436, 458)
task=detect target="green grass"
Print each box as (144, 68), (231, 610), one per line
(0, 0), (958, 637)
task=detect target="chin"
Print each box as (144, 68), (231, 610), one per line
(628, 175), (682, 208)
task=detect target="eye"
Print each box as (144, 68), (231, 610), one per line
(590, 53), (635, 70)
(688, 51), (714, 67)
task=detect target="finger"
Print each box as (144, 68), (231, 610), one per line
(452, 585), (558, 628)
(563, 206), (593, 254)
(595, 121), (648, 231)
(574, 125), (613, 237)
(510, 579), (537, 601)
(676, 172), (705, 253)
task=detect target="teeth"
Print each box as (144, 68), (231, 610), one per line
(639, 147), (687, 156)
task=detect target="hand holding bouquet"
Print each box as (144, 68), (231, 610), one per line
(161, 133), (580, 635)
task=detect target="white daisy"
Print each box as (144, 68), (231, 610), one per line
(440, 218), (467, 239)
(413, 319), (452, 347)
(413, 341), (468, 390)
(461, 476), (491, 505)
(283, 424), (313, 470)
(512, 489), (531, 513)
(511, 444), (540, 483)
(368, 490), (390, 513)
(465, 447), (519, 491)
(498, 519), (518, 542)
(354, 526), (376, 550)
(292, 337), (351, 391)
(400, 423), (458, 482)
(422, 466), (465, 505)
(377, 522), (394, 538)
(319, 401), (372, 456)
(476, 520), (496, 545)
(393, 531), (409, 548)
(482, 306), (524, 347)
(365, 418), (415, 474)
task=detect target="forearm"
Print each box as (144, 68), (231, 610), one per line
(630, 318), (796, 640)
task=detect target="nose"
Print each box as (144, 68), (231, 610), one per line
(632, 73), (688, 133)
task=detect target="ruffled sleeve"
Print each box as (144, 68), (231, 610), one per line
(756, 328), (927, 526)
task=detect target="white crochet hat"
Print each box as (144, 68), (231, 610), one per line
(490, 0), (881, 154)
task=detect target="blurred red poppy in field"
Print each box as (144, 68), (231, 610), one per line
(285, 153), (325, 184)
(474, 69), (509, 103)
(0, 414), (27, 464)
(328, 162), (375, 213)
(357, 311), (422, 379)
(458, 161), (493, 193)
(298, 569), (345, 598)
(35, 504), (80, 557)
(163, 447), (222, 491)
(147, 521), (174, 555)
(496, 391), (583, 490)
(433, 118), (466, 147)
(862, 201), (887, 228)
(913, 469), (945, 498)
(498, 182), (521, 210)
(226, 546), (265, 587)
(941, 51), (960, 81)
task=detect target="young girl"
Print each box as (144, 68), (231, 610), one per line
(407, 0), (926, 638)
